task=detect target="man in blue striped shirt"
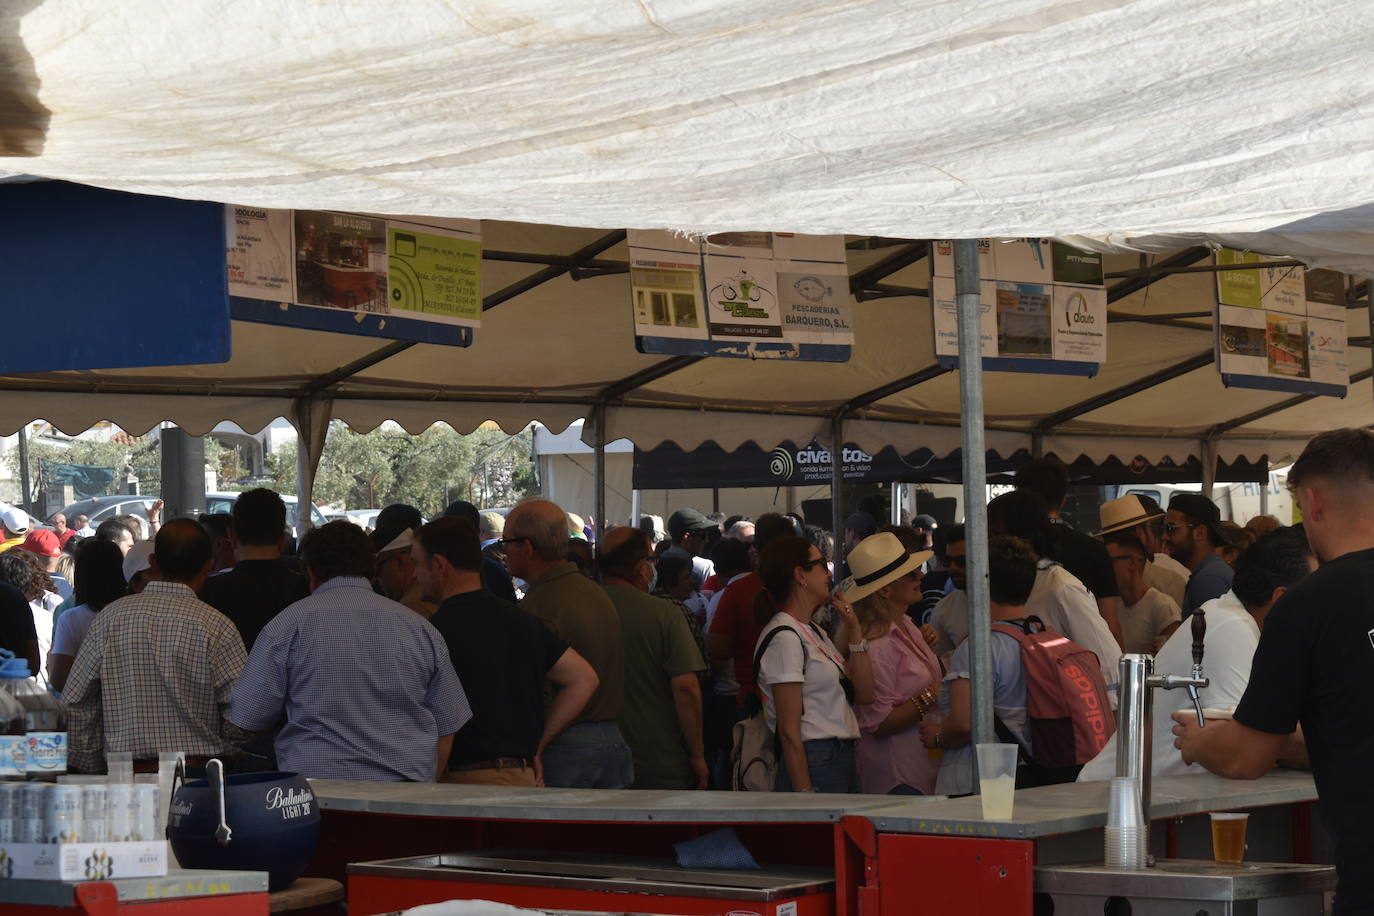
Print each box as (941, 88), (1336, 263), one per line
(230, 521), (471, 782)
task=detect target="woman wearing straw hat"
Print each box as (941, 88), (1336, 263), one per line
(754, 537), (875, 793)
(847, 532), (943, 795)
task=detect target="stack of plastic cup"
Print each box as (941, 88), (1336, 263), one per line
(1105, 776), (1147, 868)
(106, 752), (134, 787)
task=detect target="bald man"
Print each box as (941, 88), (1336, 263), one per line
(504, 499), (631, 788)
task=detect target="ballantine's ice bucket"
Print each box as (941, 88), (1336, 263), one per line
(167, 762), (319, 891)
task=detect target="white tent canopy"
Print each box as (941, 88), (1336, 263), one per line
(7, 1), (1374, 249)
(2, 1), (1373, 463)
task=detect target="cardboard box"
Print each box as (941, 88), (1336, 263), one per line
(0, 840), (167, 881)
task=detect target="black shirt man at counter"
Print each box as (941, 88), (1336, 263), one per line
(413, 517), (599, 787)
(1173, 429), (1374, 914)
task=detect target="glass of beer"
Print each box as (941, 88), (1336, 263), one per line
(1210, 812), (1249, 863)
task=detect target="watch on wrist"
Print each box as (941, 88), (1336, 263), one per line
(848, 639), (869, 654)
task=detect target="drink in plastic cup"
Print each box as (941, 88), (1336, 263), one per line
(1201, 708), (1235, 723)
(924, 709), (944, 763)
(1211, 812), (1249, 863)
(975, 743), (1018, 820)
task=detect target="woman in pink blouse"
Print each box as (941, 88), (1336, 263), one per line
(848, 531), (944, 795)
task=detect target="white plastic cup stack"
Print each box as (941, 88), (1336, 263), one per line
(1105, 776), (1147, 868)
(106, 752), (134, 787)
(44, 784), (82, 844)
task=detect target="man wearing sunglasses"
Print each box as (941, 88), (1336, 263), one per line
(1164, 493), (1233, 619)
(926, 525), (968, 656)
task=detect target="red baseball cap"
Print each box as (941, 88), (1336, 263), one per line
(20, 529), (62, 559)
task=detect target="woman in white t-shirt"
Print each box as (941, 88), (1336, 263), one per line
(754, 536), (875, 793)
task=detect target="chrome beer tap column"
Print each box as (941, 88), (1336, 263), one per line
(1112, 611), (1209, 867)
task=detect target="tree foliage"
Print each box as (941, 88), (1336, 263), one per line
(267, 422), (537, 516)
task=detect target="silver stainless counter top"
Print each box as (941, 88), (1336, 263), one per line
(309, 779), (897, 824)
(859, 770), (1318, 839)
(0, 867), (269, 906)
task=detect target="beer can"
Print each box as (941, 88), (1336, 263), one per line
(80, 784), (107, 822)
(19, 817), (44, 843)
(132, 783), (158, 842)
(106, 783), (134, 842)
(44, 783), (82, 844)
(20, 782), (47, 820)
(0, 817), (13, 843)
(0, 782), (19, 819)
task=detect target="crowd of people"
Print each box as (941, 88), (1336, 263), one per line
(0, 430), (1363, 906)
(0, 453), (1285, 796)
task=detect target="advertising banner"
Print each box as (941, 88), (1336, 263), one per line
(629, 230), (852, 361)
(931, 239), (1106, 376)
(1213, 249), (1348, 397)
(227, 207), (480, 346)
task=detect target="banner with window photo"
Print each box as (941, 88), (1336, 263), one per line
(1213, 248), (1348, 397)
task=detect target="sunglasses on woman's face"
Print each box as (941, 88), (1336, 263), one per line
(799, 557), (827, 571)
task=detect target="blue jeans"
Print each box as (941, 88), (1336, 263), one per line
(541, 721), (634, 789)
(775, 737), (857, 794)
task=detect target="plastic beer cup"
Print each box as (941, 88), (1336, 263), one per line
(975, 743), (1018, 820)
(1210, 812), (1249, 863)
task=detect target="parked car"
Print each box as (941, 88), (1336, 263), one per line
(54, 495), (159, 529)
(346, 508), (383, 531)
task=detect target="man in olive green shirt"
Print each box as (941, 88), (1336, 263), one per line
(505, 499), (632, 788)
(600, 527), (708, 790)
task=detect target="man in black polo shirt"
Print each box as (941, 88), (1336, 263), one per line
(1173, 429), (1374, 914)
(200, 488), (308, 652)
(413, 517), (599, 786)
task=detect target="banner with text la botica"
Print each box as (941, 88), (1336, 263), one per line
(1213, 248), (1348, 397)
(627, 230), (853, 361)
(930, 239), (1107, 376)
(225, 206), (481, 346)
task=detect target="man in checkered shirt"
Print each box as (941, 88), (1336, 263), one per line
(65, 519), (248, 773)
(230, 521), (471, 781)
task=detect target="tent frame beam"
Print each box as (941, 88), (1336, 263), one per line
(1035, 351), (1215, 435)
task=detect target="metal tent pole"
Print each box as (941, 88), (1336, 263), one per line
(630, 488), (641, 528)
(593, 405), (607, 548)
(831, 416), (846, 576)
(17, 425), (31, 518)
(954, 239), (994, 749)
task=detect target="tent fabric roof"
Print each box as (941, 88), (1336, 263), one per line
(0, 223), (1365, 466)
(7, 1), (1374, 247)
(4, 2), (1373, 461)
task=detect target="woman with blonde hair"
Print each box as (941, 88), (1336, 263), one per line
(753, 536), (874, 793)
(848, 532), (944, 794)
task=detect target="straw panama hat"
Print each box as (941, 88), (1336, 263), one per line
(844, 532), (934, 603)
(1097, 495), (1163, 536)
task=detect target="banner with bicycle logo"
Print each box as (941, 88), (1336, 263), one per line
(628, 230), (852, 361)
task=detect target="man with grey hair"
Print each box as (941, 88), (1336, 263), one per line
(504, 499), (631, 788)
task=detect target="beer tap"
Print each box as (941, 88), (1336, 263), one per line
(1114, 610), (1209, 867)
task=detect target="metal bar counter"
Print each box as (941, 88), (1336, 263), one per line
(308, 779), (898, 823)
(858, 770), (1319, 839)
(0, 867), (269, 907)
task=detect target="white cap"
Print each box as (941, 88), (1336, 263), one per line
(0, 505), (28, 535)
(380, 528), (415, 555)
(123, 540), (155, 582)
